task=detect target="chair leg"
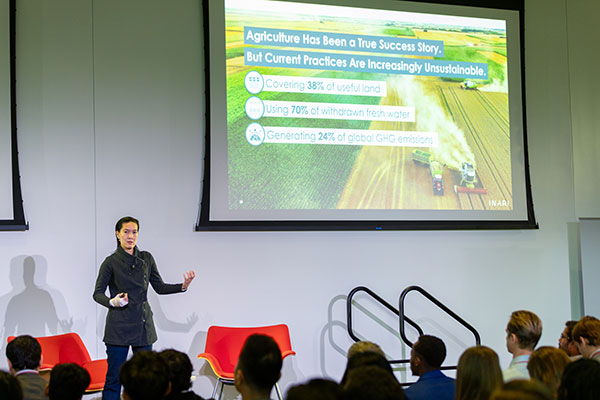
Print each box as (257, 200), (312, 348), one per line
(218, 379), (225, 400)
(275, 382), (283, 400)
(212, 379), (221, 400)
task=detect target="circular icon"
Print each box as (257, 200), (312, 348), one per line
(245, 96), (264, 120)
(244, 71), (264, 94)
(245, 123), (265, 146)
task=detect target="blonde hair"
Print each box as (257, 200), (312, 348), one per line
(507, 310), (542, 350)
(347, 341), (384, 359)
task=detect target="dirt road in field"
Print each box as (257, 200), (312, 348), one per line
(337, 80), (512, 210)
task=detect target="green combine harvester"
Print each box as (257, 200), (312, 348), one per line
(460, 80), (478, 90)
(412, 149), (431, 166)
(454, 161), (488, 195)
(412, 150), (445, 195)
(429, 160), (444, 195)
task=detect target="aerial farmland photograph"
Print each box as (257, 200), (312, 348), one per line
(224, 0), (513, 212)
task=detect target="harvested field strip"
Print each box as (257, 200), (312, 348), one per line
(442, 87), (512, 201)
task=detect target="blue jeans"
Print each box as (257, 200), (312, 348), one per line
(102, 344), (152, 400)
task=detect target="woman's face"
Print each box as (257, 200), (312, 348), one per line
(116, 222), (138, 253)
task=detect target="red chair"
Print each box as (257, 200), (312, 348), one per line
(197, 324), (295, 400)
(8, 333), (107, 393)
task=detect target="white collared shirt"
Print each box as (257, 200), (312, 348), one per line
(503, 354), (530, 382)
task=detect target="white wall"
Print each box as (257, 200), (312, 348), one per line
(579, 219), (600, 317)
(568, 0), (600, 217)
(0, 0), (590, 398)
(566, 0), (600, 321)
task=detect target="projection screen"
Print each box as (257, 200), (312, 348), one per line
(1, 0), (27, 231)
(197, 0), (536, 230)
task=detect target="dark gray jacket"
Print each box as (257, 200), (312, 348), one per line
(93, 246), (182, 346)
(16, 372), (47, 400)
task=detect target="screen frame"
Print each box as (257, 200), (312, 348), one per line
(0, 0), (27, 231)
(197, 0), (537, 231)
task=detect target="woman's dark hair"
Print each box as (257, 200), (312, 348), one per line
(527, 346), (570, 396)
(557, 358), (600, 400)
(343, 365), (405, 400)
(456, 346), (503, 400)
(0, 370), (23, 400)
(491, 379), (553, 400)
(115, 216), (139, 246)
(159, 349), (194, 393)
(341, 351), (395, 386)
(286, 379), (342, 400)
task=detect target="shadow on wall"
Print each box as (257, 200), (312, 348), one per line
(320, 293), (415, 382)
(149, 290), (199, 333)
(320, 294), (351, 380)
(0, 255), (75, 359)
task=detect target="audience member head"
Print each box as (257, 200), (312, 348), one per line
(456, 345), (503, 400)
(343, 365), (405, 400)
(557, 358), (600, 400)
(119, 351), (170, 400)
(0, 370), (22, 400)
(559, 321), (579, 357)
(5, 335), (42, 373)
(286, 378), (342, 400)
(235, 334), (282, 399)
(505, 310), (542, 354)
(490, 379), (553, 400)
(527, 346), (570, 396)
(341, 351), (395, 385)
(46, 363), (90, 400)
(572, 316), (600, 358)
(347, 341), (385, 359)
(410, 335), (446, 376)
(159, 349), (194, 395)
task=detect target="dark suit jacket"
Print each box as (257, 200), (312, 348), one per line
(93, 246), (183, 346)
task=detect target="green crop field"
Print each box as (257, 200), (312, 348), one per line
(227, 68), (384, 209)
(382, 27), (416, 37)
(439, 45), (505, 84)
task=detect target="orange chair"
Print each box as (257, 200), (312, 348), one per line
(8, 333), (107, 393)
(198, 324), (295, 400)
